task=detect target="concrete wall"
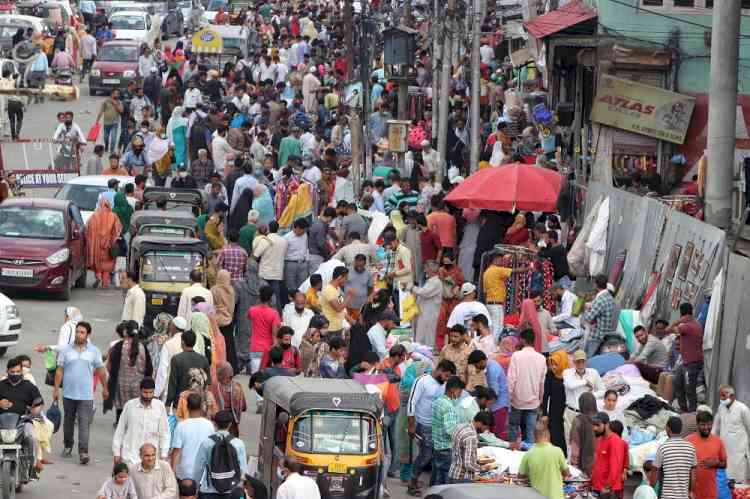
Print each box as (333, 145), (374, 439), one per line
(585, 0), (750, 94)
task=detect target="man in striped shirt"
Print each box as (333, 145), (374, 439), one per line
(655, 416), (697, 499)
(449, 411), (493, 483)
(431, 376), (465, 486)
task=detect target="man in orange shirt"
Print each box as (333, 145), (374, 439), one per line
(686, 410), (727, 499)
(427, 200), (456, 252)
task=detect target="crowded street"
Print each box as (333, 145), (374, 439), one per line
(0, 1), (750, 499)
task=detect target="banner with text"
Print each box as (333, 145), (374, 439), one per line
(591, 74), (695, 144)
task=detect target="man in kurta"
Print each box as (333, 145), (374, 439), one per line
(302, 67), (321, 114)
(411, 260), (442, 347)
(713, 384), (750, 483)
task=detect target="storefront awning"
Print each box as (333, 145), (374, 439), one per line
(523, 0), (597, 39)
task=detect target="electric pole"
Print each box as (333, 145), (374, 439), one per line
(436, 0), (455, 184)
(431, 0), (441, 143)
(705, 0), (740, 228)
(469, 0), (483, 173)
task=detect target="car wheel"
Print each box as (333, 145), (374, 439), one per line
(89, 86), (96, 96)
(59, 270), (72, 301)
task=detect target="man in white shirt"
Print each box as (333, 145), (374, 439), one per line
(367, 311), (397, 361)
(282, 291), (314, 347)
(479, 42), (494, 65)
(113, 378), (170, 466)
(446, 283), (492, 331)
(155, 317), (187, 400)
(259, 55), (277, 82)
(121, 271), (146, 326)
(275, 56), (289, 85)
(211, 125), (236, 176)
(562, 350), (605, 445)
(253, 222), (288, 309)
(283, 218), (309, 294)
(170, 392), (215, 480)
(183, 79), (202, 111)
(276, 456), (322, 499)
(552, 284), (579, 327)
(232, 85), (251, 114)
(176, 270), (213, 323)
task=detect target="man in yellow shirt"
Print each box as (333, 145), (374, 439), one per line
(320, 266), (355, 334)
(482, 253), (529, 339)
(305, 274), (322, 314)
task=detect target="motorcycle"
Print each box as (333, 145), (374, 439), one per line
(0, 412), (35, 499)
(53, 69), (73, 87)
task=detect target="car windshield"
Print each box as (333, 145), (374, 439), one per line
(55, 184), (107, 212)
(207, 0), (226, 10)
(177, 0), (191, 7)
(99, 44), (139, 62)
(223, 37), (242, 49)
(0, 207), (65, 239)
(141, 251), (203, 282)
(292, 411), (377, 455)
(111, 16), (146, 30)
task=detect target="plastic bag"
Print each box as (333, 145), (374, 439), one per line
(86, 122), (101, 142)
(43, 350), (57, 371)
(489, 140), (506, 167)
(401, 293), (420, 323)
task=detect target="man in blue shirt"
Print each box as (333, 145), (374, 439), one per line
(192, 410), (248, 496)
(406, 359), (456, 496)
(52, 321), (107, 465)
(467, 350), (510, 440)
(28, 46), (48, 89)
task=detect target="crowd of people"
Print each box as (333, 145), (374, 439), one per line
(0, 0), (744, 498)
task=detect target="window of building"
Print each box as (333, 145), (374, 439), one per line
(743, 0), (750, 9)
(705, 0), (713, 6)
(673, 0), (695, 6)
(642, 0), (663, 5)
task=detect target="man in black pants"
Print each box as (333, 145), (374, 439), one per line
(6, 93), (24, 140)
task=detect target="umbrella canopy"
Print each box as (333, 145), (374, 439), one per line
(444, 163), (563, 212)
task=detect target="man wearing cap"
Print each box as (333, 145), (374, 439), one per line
(193, 410), (247, 497)
(155, 317), (188, 401)
(302, 66), (321, 114)
(367, 311), (398, 361)
(562, 350), (605, 444)
(446, 282), (492, 331)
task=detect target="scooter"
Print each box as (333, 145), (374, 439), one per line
(53, 68), (73, 87)
(0, 412), (35, 499)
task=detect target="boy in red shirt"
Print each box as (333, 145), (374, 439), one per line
(260, 326), (302, 374)
(247, 285), (281, 374)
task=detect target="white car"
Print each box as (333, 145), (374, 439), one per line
(201, 0), (226, 24)
(0, 293), (20, 356)
(110, 11), (161, 47)
(54, 175), (135, 224)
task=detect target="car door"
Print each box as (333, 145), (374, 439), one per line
(68, 204), (85, 277)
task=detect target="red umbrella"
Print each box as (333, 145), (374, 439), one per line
(444, 163), (563, 212)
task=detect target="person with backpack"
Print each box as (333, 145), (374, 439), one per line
(192, 410), (247, 498)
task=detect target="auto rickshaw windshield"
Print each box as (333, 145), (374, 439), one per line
(291, 411), (378, 455)
(141, 251), (203, 282)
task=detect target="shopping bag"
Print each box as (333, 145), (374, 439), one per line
(86, 122), (102, 142)
(401, 293), (420, 323)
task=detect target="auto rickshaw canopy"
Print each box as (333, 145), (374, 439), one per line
(128, 235), (209, 272)
(130, 210), (198, 236)
(142, 187), (206, 212)
(264, 377), (382, 416)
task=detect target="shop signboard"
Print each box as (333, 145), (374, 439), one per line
(591, 74), (695, 144)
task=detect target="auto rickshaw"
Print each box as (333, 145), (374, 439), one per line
(425, 484), (546, 499)
(129, 210), (198, 238)
(142, 187), (206, 215)
(258, 377), (383, 499)
(128, 235), (209, 331)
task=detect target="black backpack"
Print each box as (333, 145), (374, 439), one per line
(208, 434), (241, 493)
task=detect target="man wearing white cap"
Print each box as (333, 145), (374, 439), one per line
(154, 317), (188, 401)
(302, 66), (321, 114)
(446, 282), (492, 330)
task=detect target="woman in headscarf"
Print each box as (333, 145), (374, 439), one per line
(569, 392), (597, 477)
(494, 335), (518, 373)
(195, 302), (227, 383)
(175, 367), (217, 421)
(229, 188), (254, 234)
(86, 197), (122, 289)
(190, 310), (212, 359)
(542, 349), (568, 454)
(105, 321), (153, 422)
(503, 212), (530, 245)
(211, 362), (247, 437)
(57, 306), (82, 347)
(211, 271), (237, 371)
(252, 184), (275, 226)
(167, 106), (188, 167)
(360, 289), (392, 330)
(344, 323), (373, 375)
(147, 312), (173, 373)
(112, 191), (133, 235)
(519, 297), (543, 353)
(435, 252), (465, 350)
(11, 28), (24, 48)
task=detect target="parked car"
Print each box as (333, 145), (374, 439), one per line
(55, 175), (135, 223)
(89, 40), (141, 96)
(109, 10), (161, 47)
(0, 199), (86, 300)
(109, 2), (182, 39)
(0, 15), (45, 54)
(0, 293), (20, 356)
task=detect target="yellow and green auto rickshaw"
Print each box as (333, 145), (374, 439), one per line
(258, 377), (383, 499)
(127, 235), (209, 331)
(142, 186), (206, 215)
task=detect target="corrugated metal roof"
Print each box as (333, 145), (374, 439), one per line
(523, 0), (597, 39)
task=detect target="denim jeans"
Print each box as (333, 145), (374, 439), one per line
(508, 407), (538, 444)
(382, 410), (399, 474)
(103, 123), (118, 152)
(62, 398), (94, 453)
(584, 337), (602, 358)
(410, 423), (433, 482)
(432, 449), (452, 486)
